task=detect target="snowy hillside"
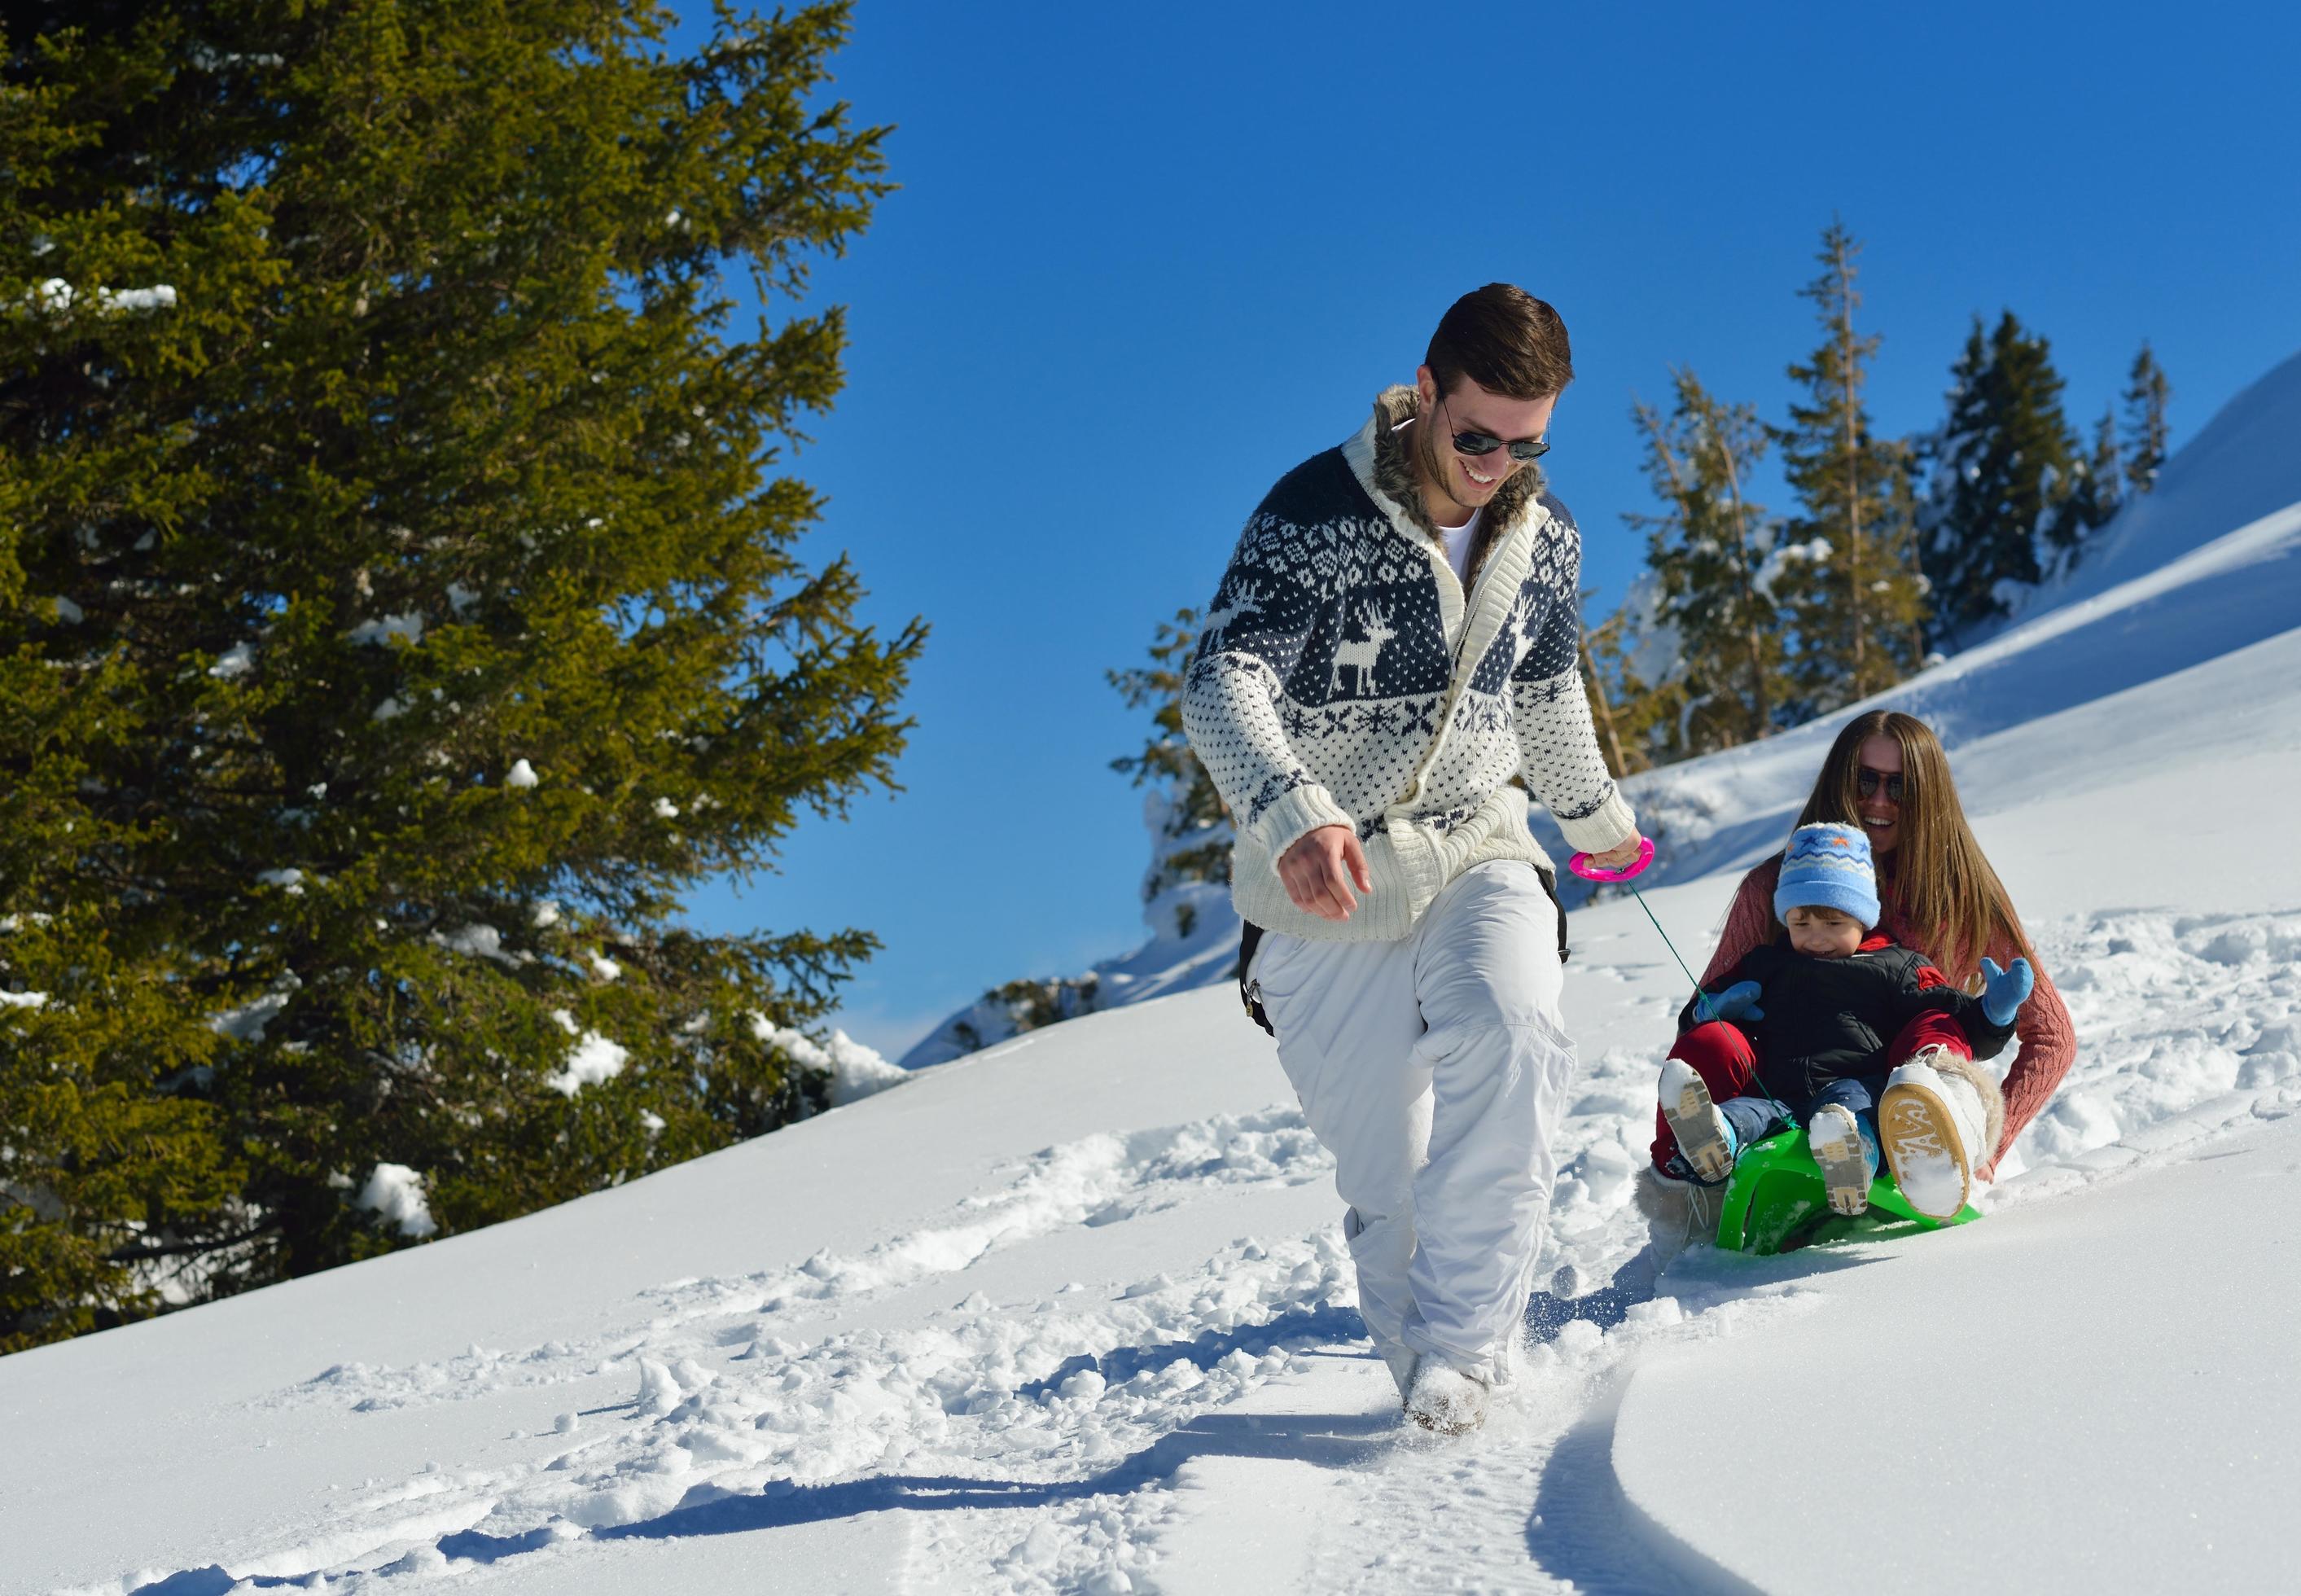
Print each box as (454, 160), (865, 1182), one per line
(4, 350), (2300, 1594)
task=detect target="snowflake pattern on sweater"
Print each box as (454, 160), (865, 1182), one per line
(1181, 388), (1636, 942)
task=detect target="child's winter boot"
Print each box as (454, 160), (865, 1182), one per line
(1807, 1103), (1875, 1217)
(1658, 1057), (1738, 1184)
(1879, 1046), (2002, 1219)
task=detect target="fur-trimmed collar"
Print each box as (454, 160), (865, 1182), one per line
(1367, 384), (1548, 541)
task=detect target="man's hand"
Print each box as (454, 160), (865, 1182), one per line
(1278, 824), (1373, 922)
(1588, 831), (1646, 872)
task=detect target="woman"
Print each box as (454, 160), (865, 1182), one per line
(1644, 710), (2075, 1217)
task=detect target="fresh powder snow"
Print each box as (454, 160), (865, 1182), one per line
(3, 350), (2299, 1594)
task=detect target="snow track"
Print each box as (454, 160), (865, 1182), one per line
(50, 908), (2299, 1593)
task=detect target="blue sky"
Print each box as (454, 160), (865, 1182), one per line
(673, 1), (2301, 1056)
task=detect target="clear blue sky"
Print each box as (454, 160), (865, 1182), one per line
(674, 1), (2301, 1056)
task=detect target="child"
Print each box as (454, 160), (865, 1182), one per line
(1655, 823), (2034, 1217)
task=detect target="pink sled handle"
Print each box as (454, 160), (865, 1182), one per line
(1567, 836), (1655, 884)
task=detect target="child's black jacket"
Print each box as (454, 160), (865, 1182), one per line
(1678, 934), (2015, 1101)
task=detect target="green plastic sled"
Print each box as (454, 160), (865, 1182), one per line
(1716, 1129), (1981, 1255)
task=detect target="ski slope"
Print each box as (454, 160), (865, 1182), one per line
(3, 352), (2299, 1594)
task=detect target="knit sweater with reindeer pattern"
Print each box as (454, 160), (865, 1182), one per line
(1181, 386), (1637, 942)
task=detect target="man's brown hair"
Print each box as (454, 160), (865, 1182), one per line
(1425, 283), (1573, 402)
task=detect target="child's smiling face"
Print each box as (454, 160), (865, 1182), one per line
(1784, 905), (1865, 958)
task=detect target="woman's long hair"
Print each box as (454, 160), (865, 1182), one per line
(1793, 710), (2036, 986)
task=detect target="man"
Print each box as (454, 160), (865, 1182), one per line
(1181, 284), (1643, 1435)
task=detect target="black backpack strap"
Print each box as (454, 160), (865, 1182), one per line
(1236, 921), (1276, 1037)
(1537, 863), (1571, 965)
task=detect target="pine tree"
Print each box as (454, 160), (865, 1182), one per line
(1915, 312), (2082, 647)
(2047, 406), (2125, 572)
(1621, 369), (1786, 759)
(2123, 341), (2172, 495)
(1773, 221), (1927, 708)
(1584, 577), (1685, 775)
(1574, 589), (1633, 779)
(0, 2), (919, 1348)
(1108, 609), (1230, 926)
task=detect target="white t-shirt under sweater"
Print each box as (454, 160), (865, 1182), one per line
(1437, 510), (1481, 586)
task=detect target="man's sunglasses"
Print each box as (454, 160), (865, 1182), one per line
(1440, 390), (1550, 462)
(1856, 767), (1904, 802)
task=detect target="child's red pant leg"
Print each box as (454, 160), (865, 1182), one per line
(1650, 1020), (1762, 1172)
(1886, 1010), (1973, 1067)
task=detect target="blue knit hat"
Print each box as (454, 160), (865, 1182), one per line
(1773, 823), (1881, 928)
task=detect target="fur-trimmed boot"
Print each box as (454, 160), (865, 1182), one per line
(1879, 1047), (2005, 1219)
(1633, 1163), (1720, 1269)
(1657, 1058), (1738, 1184)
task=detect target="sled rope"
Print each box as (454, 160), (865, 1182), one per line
(1573, 844), (1801, 1142)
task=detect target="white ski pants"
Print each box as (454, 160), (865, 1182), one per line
(1249, 859), (1575, 1388)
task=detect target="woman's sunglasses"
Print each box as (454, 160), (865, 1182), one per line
(1440, 391), (1550, 461)
(1856, 767), (1904, 802)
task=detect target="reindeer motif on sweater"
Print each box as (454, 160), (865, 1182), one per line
(1329, 603), (1396, 697)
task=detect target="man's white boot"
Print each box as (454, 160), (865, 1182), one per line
(1381, 1345), (1422, 1405)
(1405, 1359), (1490, 1436)
(1879, 1046), (2000, 1220)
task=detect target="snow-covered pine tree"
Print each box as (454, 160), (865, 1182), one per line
(0, 2), (919, 1347)
(1915, 312), (2083, 647)
(1773, 220), (1926, 709)
(1620, 369), (1786, 759)
(2123, 341), (2172, 496)
(2045, 406), (2126, 577)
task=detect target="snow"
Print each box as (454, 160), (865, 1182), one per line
(752, 1019), (909, 1107)
(356, 1164), (439, 1240)
(505, 759), (539, 789)
(546, 1029), (630, 1097)
(208, 642), (256, 678)
(23, 279), (178, 316)
(1615, 1110), (2301, 1592)
(102, 285), (178, 314)
(347, 613), (424, 647)
(2, 348), (2299, 1594)
(211, 984), (295, 1043)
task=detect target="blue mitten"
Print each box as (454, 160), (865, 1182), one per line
(1700, 980), (1764, 1024)
(1980, 956), (2034, 1027)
